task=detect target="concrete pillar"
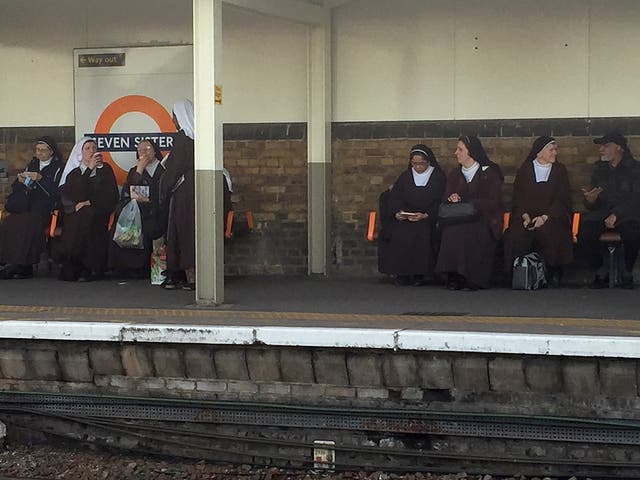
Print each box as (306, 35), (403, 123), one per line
(193, 0), (224, 304)
(307, 17), (332, 274)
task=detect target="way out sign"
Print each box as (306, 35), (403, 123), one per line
(74, 45), (193, 184)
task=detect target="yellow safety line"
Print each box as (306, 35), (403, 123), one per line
(0, 304), (637, 331)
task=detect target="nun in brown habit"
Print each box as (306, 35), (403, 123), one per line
(435, 136), (504, 290)
(503, 136), (573, 286)
(380, 144), (446, 286)
(58, 137), (119, 281)
(159, 99), (196, 290)
(108, 139), (166, 277)
(0, 136), (63, 279)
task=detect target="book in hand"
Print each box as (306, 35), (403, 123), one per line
(130, 185), (150, 199)
(397, 210), (421, 219)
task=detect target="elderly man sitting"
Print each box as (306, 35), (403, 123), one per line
(578, 132), (640, 289)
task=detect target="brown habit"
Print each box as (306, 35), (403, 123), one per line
(109, 164), (166, 273)
(504, 160), (573, 269)
(160, 130), (195, 272)
(60, 163), (119, 276)
(435, 164), (504, 288)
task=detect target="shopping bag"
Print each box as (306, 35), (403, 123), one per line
(150, 239), (167, 285)
(112, 200), (144, 249)
(512, 252), (546, 290)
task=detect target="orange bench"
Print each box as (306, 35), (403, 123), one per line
(225, 210), (254, 239)
(368, 210), (581, 243)
(49, 210), (116, 238)
(502, 212), (580, 243)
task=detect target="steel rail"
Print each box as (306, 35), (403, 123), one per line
(3, 407), (640, 479)
(1, 391), (638, 430)
(1, 400), (638, 446)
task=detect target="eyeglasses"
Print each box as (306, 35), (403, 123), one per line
(35, 146), (52, 153)
(411, 161), (428, 167)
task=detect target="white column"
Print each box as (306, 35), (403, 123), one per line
(194, 0), (224, 304)
(307, 16), (332, 275)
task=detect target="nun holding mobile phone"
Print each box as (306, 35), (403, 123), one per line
(0, 136), (63, 279)
(58, 137), (119, 282)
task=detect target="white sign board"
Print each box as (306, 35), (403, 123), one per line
(74, 45), (193, 184)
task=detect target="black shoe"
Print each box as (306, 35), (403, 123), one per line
(394, 275), (411, 286)
(547, 267), (562, 288)
(0, 265), (32, 280)
(463, 280), (480, 291)
(589, 275), (608, 289)
(181, 282), (195, 291)
(161, 277), (183, 290)
(11, 271), (33, 280)
(91, 271), (105, 281)
(445, 273), (462, 291)
(412, 275), (429, 286)
(620, 275), (635, 289)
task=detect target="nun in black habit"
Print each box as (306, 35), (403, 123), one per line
(379, 144), (446, 285)
(0, 136), (63, 279)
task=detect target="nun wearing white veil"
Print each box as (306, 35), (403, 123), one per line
(159, 99), (196, 290)
(58, 137), (119, 281)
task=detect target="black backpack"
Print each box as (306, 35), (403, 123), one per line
(512, 252), (547, 290)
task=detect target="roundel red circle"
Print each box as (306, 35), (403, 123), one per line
(93, 95), (175, 184)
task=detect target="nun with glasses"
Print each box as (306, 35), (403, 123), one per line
(503, 136), (573, 286)
(0, 136), (63, 279)
(159, 99), (196, 290)
(435, 136), (504, 290)
(379, 144), (446, 286)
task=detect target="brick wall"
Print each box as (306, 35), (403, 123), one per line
(330, 119), (640, 275)
(224, 137), (308, 275)
(3, 340), (639, 476)
(3, 119), (640, 276)
(0, 125), (308, 276)
(1, 340), (640, 419)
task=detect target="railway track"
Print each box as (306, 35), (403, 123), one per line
(1, 392), (639, 479)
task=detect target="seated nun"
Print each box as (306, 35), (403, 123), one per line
(378, 144), (446, 286)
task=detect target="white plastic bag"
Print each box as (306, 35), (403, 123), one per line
(113, 200), (144, 249)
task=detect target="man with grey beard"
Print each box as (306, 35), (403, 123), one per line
(578, 132), (640, 289)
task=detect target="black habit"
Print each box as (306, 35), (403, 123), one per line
(578, 152), (640, 273)
(379, 167), (446, 277)
(59, 163), (119, 279)
(435, 164), (504, 288)
(0, 157), (62, 266)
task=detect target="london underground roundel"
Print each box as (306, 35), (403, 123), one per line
(93, 95), (176, 185)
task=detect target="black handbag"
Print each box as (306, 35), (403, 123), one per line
(438, 201), (477, 225)
(4, 188), (29, 214)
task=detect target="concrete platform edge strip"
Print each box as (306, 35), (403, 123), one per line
(0, 320), (638, 358)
